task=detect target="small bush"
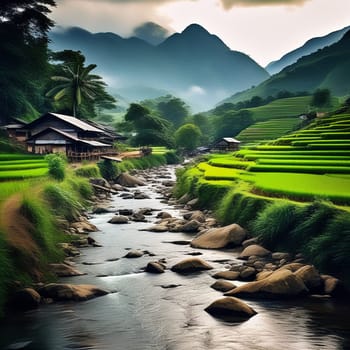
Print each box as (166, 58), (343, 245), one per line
(45, 154), (66, 181)
(75, 165), (100, 178)
(97, 159), (119, 181)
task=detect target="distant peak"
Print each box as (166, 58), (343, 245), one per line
(182, 24), (210, 35)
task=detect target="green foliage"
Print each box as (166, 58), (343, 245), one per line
(97, 159), (119, 181)
(47, 50), (116, 118)
(75, 165), (101, 178)
(175, 123), (202, 151)
(45, 153), (66, 181)
(43, 183), (83, 221)
(157, 97), (189, 128)
(164, 151), (182, 164)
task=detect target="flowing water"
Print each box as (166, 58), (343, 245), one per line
(1, 166), (349, 350)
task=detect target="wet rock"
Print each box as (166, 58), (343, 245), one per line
(49, 263), (85, 277)
(108, 215), (129, 224)
(134, 191), (150, 200)
(177, 193), (192, 204)
(321, 275), (348, 298)
(156, 211), (172, 219)
(120, 193), (134, 200)
(212, 271), (240, 281)
(276, 263), (305, 273)
(115, 172), (145, 187)
(191, 223), (246, 249)
(225, 269), (309, 299)
(181, 219), (201, 233)
(143, 224), (168, 232)
(145, 261), (165, 273)
(165, 240), (191, 245)
(70, 220), (98, 233)
(111, 184), (124, 191)
(183, 211), (206, 223)
(38, 283), (109, 301)
(186, 252), (203, 256)
(238, 245), (271, 259)
(171, 257), (213, 274)
(239, 266), (256, 281)
(58, 243), (80, 257)
(137, 208), (154, 216)
(186, 198), (199, 208)
(294, 265), (323, 292)
(92, 206), (112, 214)
(205, 297), (257, 322)
(130, 213), (147, 222)
(10, 288), (41, 310)
(161, 180), (175, 187)
(272, 252), (292, 261)
(242, 237), (259, 248)
(118, 209), (134, 216)
(211, 280), (237, 292)
(90, 178), (110, 188)
(124, 250), (144, 258)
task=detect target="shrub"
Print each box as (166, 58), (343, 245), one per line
(45, 154), (66, 181)
(75, 165), (100, 178)
(97, 159), (119, 181)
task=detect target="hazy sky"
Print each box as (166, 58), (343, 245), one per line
(52, 0), (350, 67)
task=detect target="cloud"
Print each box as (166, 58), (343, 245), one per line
(220, 0), (311, 10)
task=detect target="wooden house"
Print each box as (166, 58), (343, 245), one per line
(212, 137), (241, 152)
(16, 112), (123, 161)
(1, 117), (28, 142)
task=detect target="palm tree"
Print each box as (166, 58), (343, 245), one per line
(46, 61), (108, 117)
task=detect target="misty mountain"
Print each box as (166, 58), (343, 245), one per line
(132, 22), (171, 46)
(266, 25), (350, 75)
(49, 24), (269, 111)
(219, 29), (350, 106)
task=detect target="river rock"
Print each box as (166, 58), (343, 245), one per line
(190, 223), (246, 249)
(171, 257), (213, 274)
(49, 263), (85, 277)
(10, 288), (41, 310)
(238, 245), (271, 259)
(38, 283), (109, 301)
(242, 237), (259, 248)
(186, 198), (199, 208)
(92, 206), (112, 214)
(124, 250), (144, 258)
(212, 271), (240, 280)
(145, 261), (165, 273)
(134, 191), (150, 200)
(183, 211), (206, 223)
(111, 183), (124, 191)
(177, 193), (192, 204)
(156, 211), (172, 219)
(118, 209), (134, 216)
(70, 220), (98, 233)
(239, 266), (257, 281)
(205, 297), (257, 322)
(272, 252), (292, 261)
(108, 215), (129, 224)
(115, 173), (145, 187)
(321, 275), (348, 298)
(144, 224), (168, 232)
(256, 271), (274, 280)
(130, 213), (147, 222)
(58, 243), (80, 257)
(181, 220), (201, 233)
(137, 208), (154, 216)
(294, 265), (323, 292)
(211, 280), (237, 292)
(225, 269), (309, 299)
(90, 178), (110, 188)
(277, 263), (305, 273)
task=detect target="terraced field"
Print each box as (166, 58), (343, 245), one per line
(0, 154), (48, 183)
(198, 113), (350, 204)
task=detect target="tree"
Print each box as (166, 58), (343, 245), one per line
(175, 124), (202, 152)
(0, 0), (56, 123)
(46, 50), (116, 118)
(311, 89), (331, 108)
(157, 97), (189, 128)
(124, 103), (174, 147)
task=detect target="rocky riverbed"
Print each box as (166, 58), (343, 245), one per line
(1, 165), (349, 350)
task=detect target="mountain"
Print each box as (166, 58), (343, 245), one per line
(49, 24), (269, 111)
(219, 29), (350, 106)
(131, 22), (171, 45)
(266, 25), (350, 75)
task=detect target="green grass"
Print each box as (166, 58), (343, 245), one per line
(0, 168), (48, 180)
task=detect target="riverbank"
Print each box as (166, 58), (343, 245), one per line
(1, 164), (349, 350)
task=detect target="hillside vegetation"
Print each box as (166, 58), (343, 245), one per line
(175, 110), (350, 284)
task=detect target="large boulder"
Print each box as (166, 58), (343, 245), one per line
(171, 257), (213, 274)
(190, 224), (246, 249)
(238, 245), (271, 259)
(38, 283), (109, 301)
(294, 265), (323, 292)
(225, 269), (309, 299)
(205, 297), (257, 322)
(49, 263), (85, 277)
(115, 173), (145, 187)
